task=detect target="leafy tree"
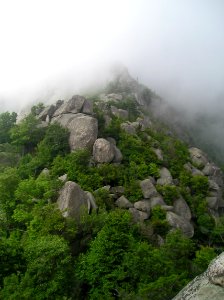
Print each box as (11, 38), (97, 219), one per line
(10, 114), (45, 154)
(0, 112), (17, 143)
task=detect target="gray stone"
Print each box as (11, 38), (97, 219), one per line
(57, 181), (88, 219)
(129, 208), (149, 222)
(121, 122), (136, 135)
(173, 252), (224, 300)
(115, 196), (133, 209)
(85, 191), (98, 213)
(157, 167), (173, 186)
(152, 148), (163, 161)
(110, 186), (125, 196)
(134, 200), (151, 213)
(192, 168), (204, 176)
(112, 145), (123, 163)
(53, 95), (86, 116)
(41, 168), (50, 176)
(136, 116), (152, 130)
(38, 104), (56, 121)
(106, 137), (116, 145)
(52, 113), (98, 151)
(173, 196), (192, 221)
(93, 138), (115, 163)
(111, 106), (128, 119)
(58, 174), (68, 182)
(150, 196), (166, 208)
(189, 147), (208, 168)
(81, 99), (93, 114)
(206, 196), (219, 210)
(140, 179), (158, 199)
(166, 211), (194, 238)
(161, 205), (174, 211)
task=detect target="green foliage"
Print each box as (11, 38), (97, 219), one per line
(151, 206), (170, 236)
(0, 112), (17, 143)
(190, 175), (209, 197)
(157, 185), (179, 205)
(31, 102), (45, 116)
(193, 246), (216, 274)
(94, 188), (115, 210)
(10, 114), (46, 154)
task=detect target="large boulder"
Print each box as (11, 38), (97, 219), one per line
(173, 252), (224, 300)
(134, 200), (151, 213)
(52, 113), (98, 151)
(115, 196), (133, 209)
(157, 167), (173, 186)
(38, 104), (57, 121)
(166, 211), (194, 238)
(121, 122), (136, 135)
(57, 181), (88, 219)
(189, 147), (209, 168)
(140, 178), (158, 199)
(150, 196), (166, 208)
(129, 208), (150, 222)
(173, 196), (192, 221)
(93, 138), (115, 163)
(111, 106), (128, 119)
(53, 95), (86, 116)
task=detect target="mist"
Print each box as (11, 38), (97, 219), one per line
(0, 0), (224, 162)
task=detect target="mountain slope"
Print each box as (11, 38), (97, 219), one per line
(0, 69), (223, 299)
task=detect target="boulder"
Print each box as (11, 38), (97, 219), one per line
(112, 145), (123, 163)
(111, 106), (128, 119)
(129, 208), (149, 222)
(82, 99), (93, 114)
(121, 122), (136, 135)
(53, 95), (86, 116)
(38, 104), (57, 121)
(150, 196), (166, 208)
(93, 138), (115, 163)
(85, 191), (98, 213)
(52, 113), (98, 151)
(173, 196), (192, 221)
(140, 179), (158, 199)
(58, 174), (68, 182)
(41, 168), (50, 176)
(157, 167), (173, 186)
(110, 186), (125, 197)
(173, 252), (224, 300)
(57, 181), (88, 219)
(166, 211), (194, 238)
(206, 196), (219, 210)
(115, 196), (133, 209)
(152, 148), (163, 161)
(134, 200), (151, 213)
(189, 147), (208, 168)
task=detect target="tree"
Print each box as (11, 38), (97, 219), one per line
(0, 112), (17, 143)
(10, 114), (45, 154)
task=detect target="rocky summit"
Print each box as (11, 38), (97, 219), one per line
(0, 68), (224, 299)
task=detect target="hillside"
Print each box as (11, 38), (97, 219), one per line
(0, 70), (224, 299)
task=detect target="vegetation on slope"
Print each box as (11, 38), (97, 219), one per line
(0, 89), (223, 299)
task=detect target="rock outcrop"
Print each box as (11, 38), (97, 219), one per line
(57, 181), (97, 219)
(173, 252), (224, 299)
(52, 113), (98, 151)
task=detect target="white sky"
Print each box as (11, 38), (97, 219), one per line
(0, 0), (224, 112)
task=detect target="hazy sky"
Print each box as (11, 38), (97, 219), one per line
(0, 0), (224, 113)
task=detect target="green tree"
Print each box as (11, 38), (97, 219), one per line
(0, 112), (17, 143)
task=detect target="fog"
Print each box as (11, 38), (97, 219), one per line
(0, 0), (224, 161)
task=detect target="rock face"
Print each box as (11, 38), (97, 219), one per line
(134, 200), (151, 213)
(52, 113), (98, 151)
(173, 252), (224, 300)
(57, 181), (97, 219)
(166, 211), (194, 238)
